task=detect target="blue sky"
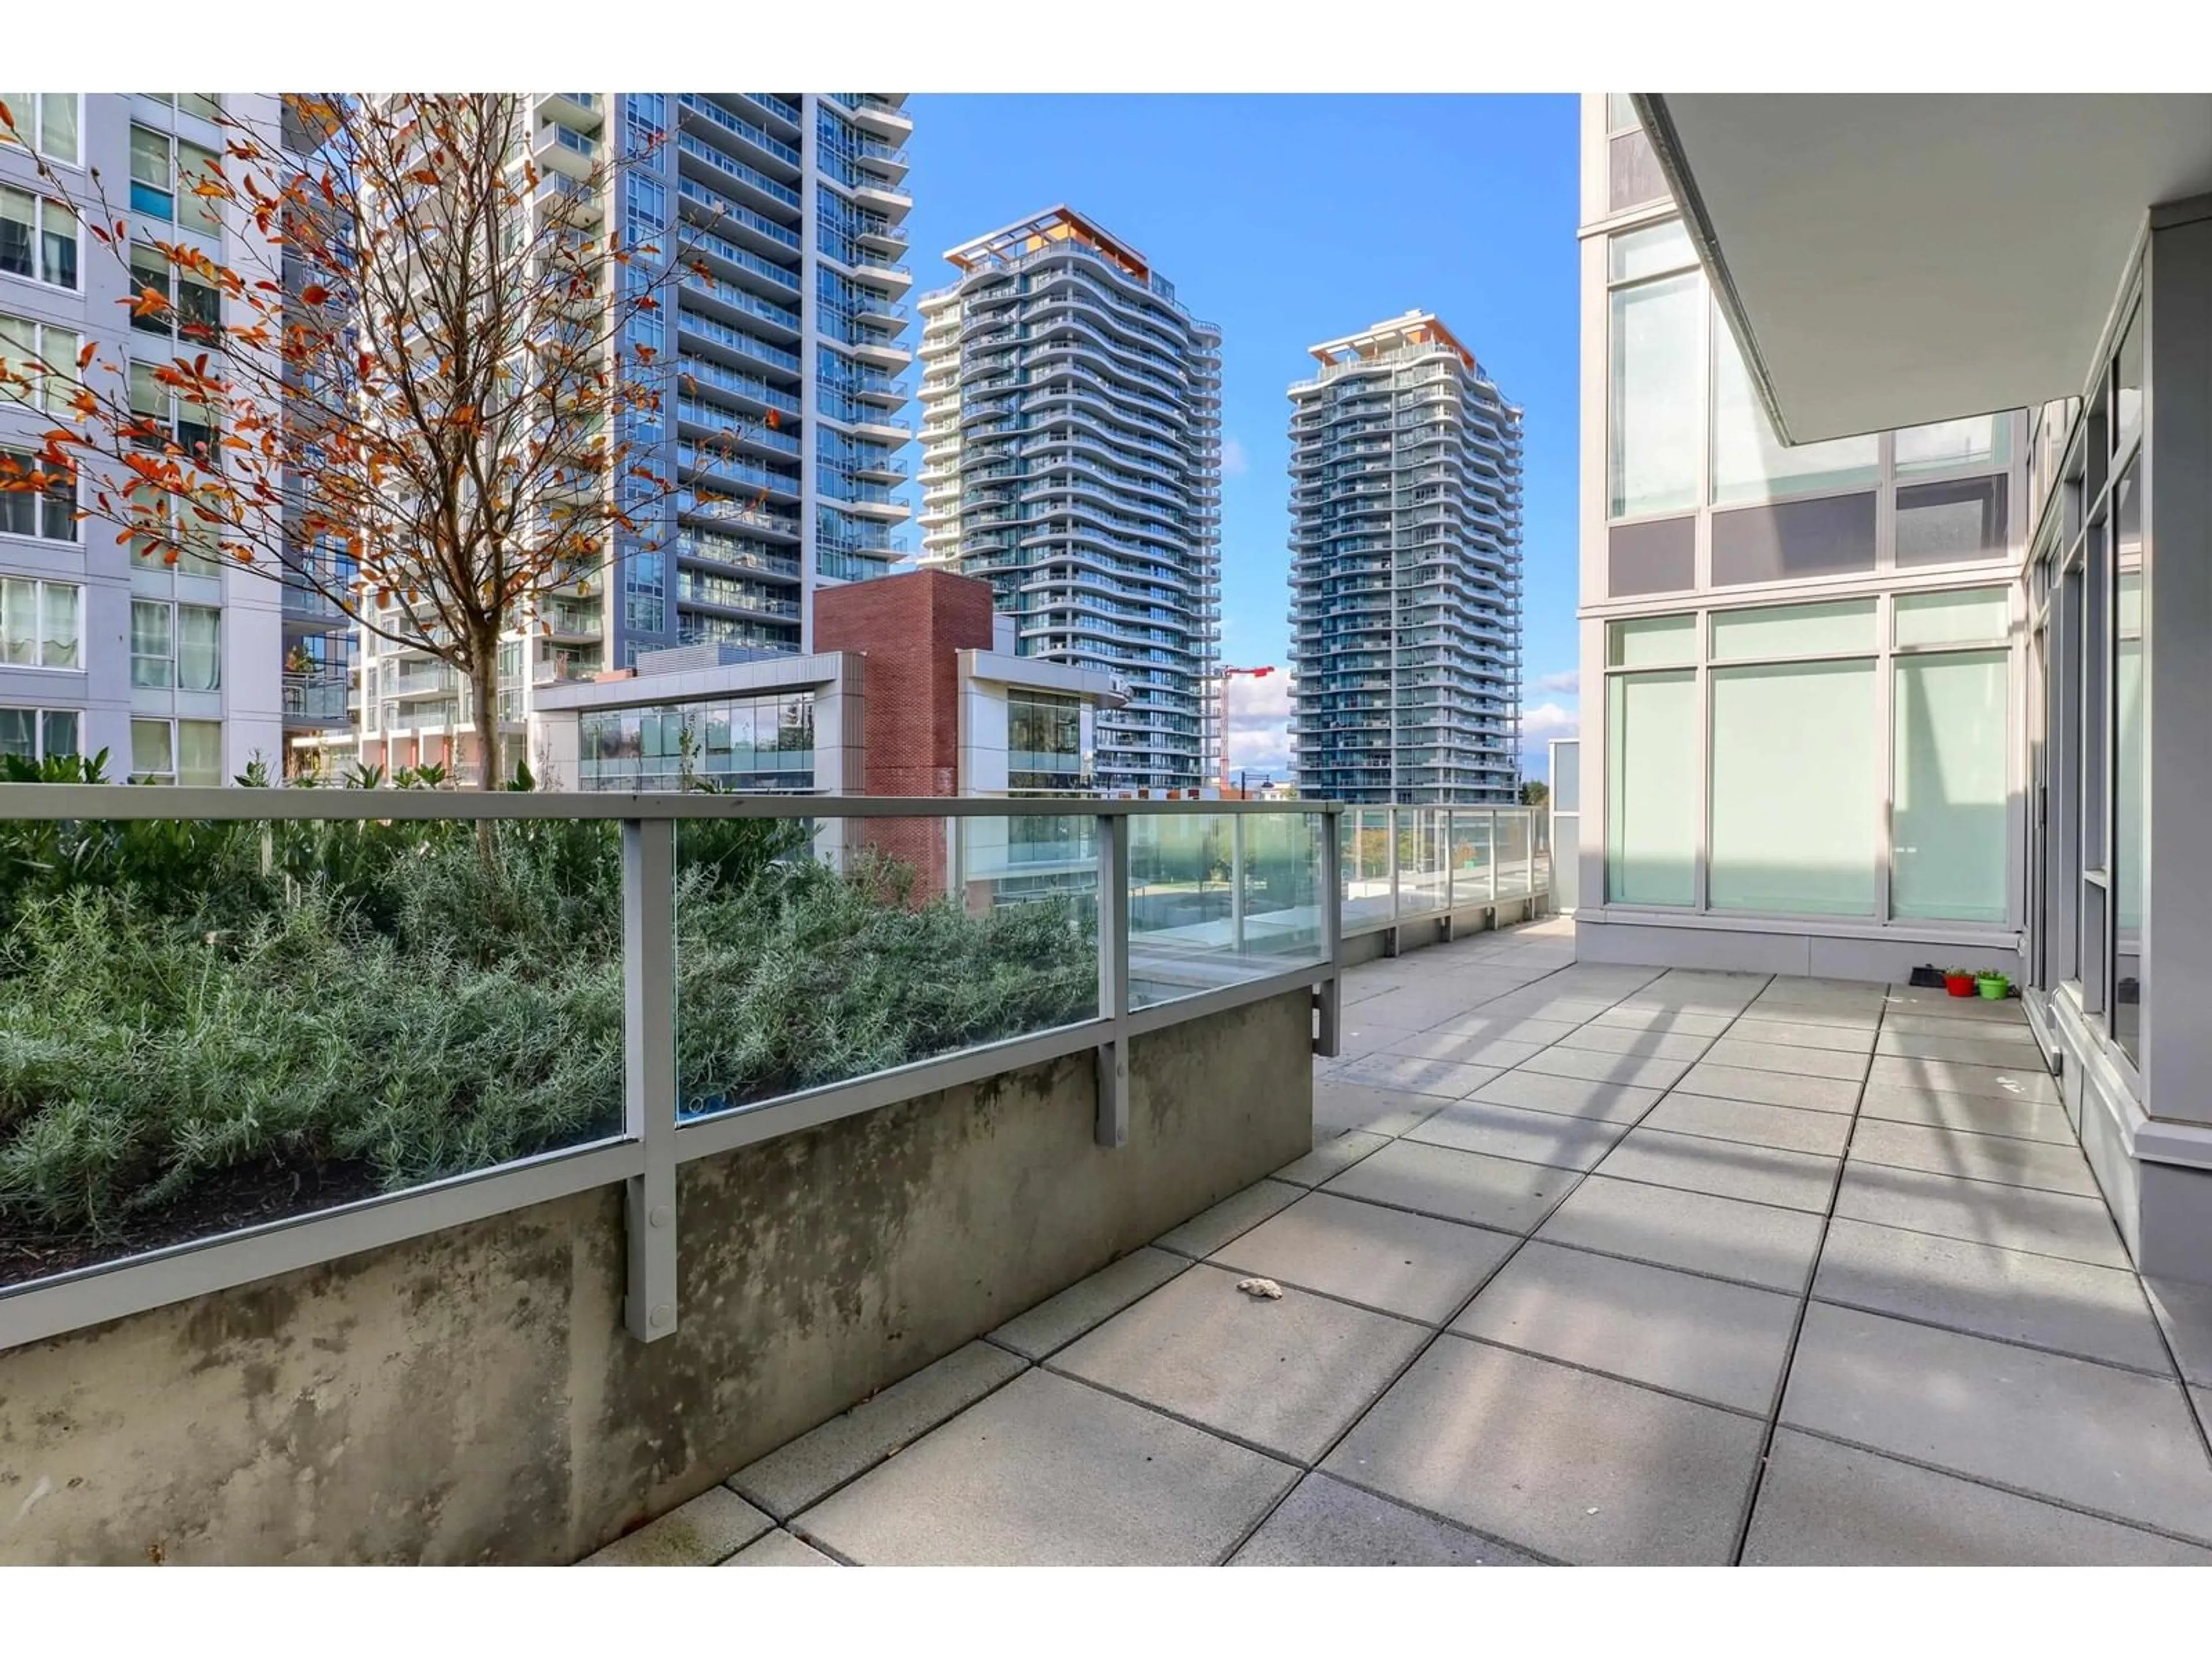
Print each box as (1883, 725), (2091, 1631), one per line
(898, 93), (1582, 780)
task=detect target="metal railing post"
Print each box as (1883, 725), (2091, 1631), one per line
(1486, 809), (1499, 904)
(1317, 809), (1343, 1058)
(1096, 812), (1131, 1148)
(622, 817), (679, 1343)
(1385, 806), (1402, 957)
(1230, 813), (1247, 956)
(1522, 809), (1536, 904)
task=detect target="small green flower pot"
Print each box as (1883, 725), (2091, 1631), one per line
(1976, 974), (2010, 1000)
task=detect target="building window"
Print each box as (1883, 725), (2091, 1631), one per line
(577, 691), (815, 792)
(1605, 667), (1695, 906)
(0, 706), (79, 766)
(141, 94), (222, 122)
(131, 600), (220, 691)
(130, 244), (222, 344)
(0, 448), (77, 543)
(1893, 650), (2009, 923)
(0, 93), (81, 166)
(129, 718), (218, 783)
(1896, 476), (2009, 566)
(1709, 491), (1877, 585)
(0, 185), (78, 289)
(130, 360), (218, 454)
(0, 313), (80, 412)
(1710, 597), (1876, 661)
(1710, 658), (1877, 915)
(1, 578), (80, 667)
(1711, 307), (1879, 506)
(1608, 270), (1702, 519)
(1008, 690), (1088, 792)
(129, 126), (222, 234)
(1895, 414), (2009, 476)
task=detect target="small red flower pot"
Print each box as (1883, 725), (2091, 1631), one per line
(1945, 972), (1976, 998)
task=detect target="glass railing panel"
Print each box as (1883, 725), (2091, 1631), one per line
(1396, 807), (1449, 915)
(0, 806), (624, 1289)
(1495, 810), (1532, 899)
(1127, 812), (1325, 1009)
(1449, 809), (1497, 904)
(1339, 806), (1393, 931)
(676, 813), (1099, 1121)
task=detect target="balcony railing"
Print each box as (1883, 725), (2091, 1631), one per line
(677, 94), (800, 169)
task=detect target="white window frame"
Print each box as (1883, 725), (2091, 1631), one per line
(1, 312), (81, 415)
(128, 123), (222, 236)
(128, 715), (224, 786)
(0, 94), (83, 167)
(0, 184), (80, 291)
(0, 703), (81, 766)
(0, 446), (79, 546)
(1598, 584), (2020, 931)
(0, 575), (83, 670)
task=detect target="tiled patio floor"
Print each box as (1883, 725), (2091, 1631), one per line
(589, 917), (2212, 1566)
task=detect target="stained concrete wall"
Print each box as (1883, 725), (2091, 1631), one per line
(0, 991), (1313, 1565)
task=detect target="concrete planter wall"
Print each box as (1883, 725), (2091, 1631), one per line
(0, 990), (1313, 1565)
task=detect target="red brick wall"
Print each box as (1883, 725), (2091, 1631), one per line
(813, 570), (998, 903)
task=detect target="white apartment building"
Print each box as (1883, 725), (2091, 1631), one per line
(1288, 311), (1524, 804)
(1578, 91), (2212, 1281)
(2, 93), (326, 782)
(915, 206), (1223, 793)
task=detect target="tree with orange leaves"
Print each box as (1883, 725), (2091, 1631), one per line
(0, 92), (774, 789)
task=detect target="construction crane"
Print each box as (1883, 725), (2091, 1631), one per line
(1214, 664), (1277, 794)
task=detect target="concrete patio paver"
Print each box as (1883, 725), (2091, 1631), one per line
(1229, 1473), (1541, 1566)
(587, 915), (2212, 1568)
(1741, 1429), (2212, 1566)
(1453, 1240), (1799, 1413)
(1322, 1137), (1578, 1234)
(581, 1487), (773, 1566)
(796, 1368), (1298, 1566)
(1051, 1263), (1428, 1462)
(1641, 1093), (1856, 1157)
(1322, 1335), (1767, 1565)
(1781, 1301), (2212, 1544)
(1209, 1190), (1518, 1324)
(990, 1247), (1191, 1362)
(1811, 1216), (2173, 1373)
(1403, 1097), (1630, 1172)
(1533, 1174), (1827, 1294)
(1594, 1124), (1840, 1213)
(729, 1340), (1027, 1522)
(1830, 1162), (2133, 1270)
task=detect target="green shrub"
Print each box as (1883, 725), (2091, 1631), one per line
(0, 771), (1094, 1240)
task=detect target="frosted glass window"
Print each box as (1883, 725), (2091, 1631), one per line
(1608, 219), (1694, 283)
(1606, 93), (1639, 132)
(1893, 652), (2009, 922)
(177, 719), (222, 786)
(1896, 414), (2008, 475)
(1608, 272), (1701, 518)
(1896, 476), (2009, 565)
(1606, 669), (1695, 906)
(1608, 614), (1695, 668)
(1711, 313), (1878, 504)
(1710, 599), (1875, 661)
(1607, 517), (1694, 596)
(1895, 588), (2009, 647)
(1709, 660), (1876, 915)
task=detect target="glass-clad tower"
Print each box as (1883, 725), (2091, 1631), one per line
(1288, 312), (1523, 802)
(916, 206), (1222, 791)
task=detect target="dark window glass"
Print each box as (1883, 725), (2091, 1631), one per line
(1710, 492), (1876, 585)
(1896, 476), (2009, 566)
(1607, 516), (1695, 596)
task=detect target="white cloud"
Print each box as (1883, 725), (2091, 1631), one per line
(1221, 672), (1292, 774)
(1531, 669), (1578, 696)
(1219, 435), (1249, 477)
(1520, 702), (1580, 742)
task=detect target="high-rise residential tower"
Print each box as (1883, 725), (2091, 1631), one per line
(916, 207), (1222, 792)
(1287, 311), (1523, 803)
(3, 93), (334, 782)
(307, 93), (915, 780)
